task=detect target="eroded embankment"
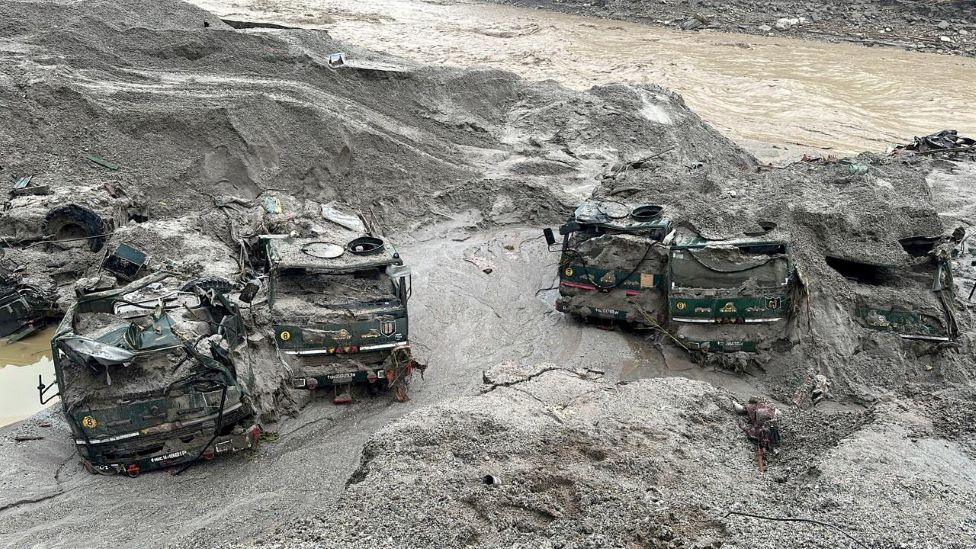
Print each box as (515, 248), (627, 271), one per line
(263, 367), (976, 549)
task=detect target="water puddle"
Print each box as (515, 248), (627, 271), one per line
(0, 327), (57, 427)
(190, 0), (976, 163)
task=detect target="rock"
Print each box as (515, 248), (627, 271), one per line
(774, 17), (803, 31)
(941, 36), (953, 43)
(758, 24), (772, 32)
(937, 20), (952, 30)
(681, 18), (704, 31)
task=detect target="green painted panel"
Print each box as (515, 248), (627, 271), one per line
(855, 306), (947, 339)
(274, 312), (408, 352)
(669, 295), (789, 322)
(558, 262), (663, 291)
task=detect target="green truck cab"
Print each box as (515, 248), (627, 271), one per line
(849, 234), (960, 342)
(44, 273), (259, 476)
(547, 201), (674, 326)
(260, 234), (419, 403)
(668, 239), (795, 352)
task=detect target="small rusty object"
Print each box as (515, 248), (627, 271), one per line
(14, 435), (45, 442)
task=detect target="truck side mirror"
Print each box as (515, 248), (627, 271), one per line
(543, 228), (556, 248)
(38, 374), (60, 405)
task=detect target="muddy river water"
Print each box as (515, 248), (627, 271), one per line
(192, 0), (976, 162)
(0, 328), (56, 427)
(3, 0), (976, 425)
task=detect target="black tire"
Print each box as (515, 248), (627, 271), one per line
(180, 276), (235, 294)
(43, 204), (107, 252)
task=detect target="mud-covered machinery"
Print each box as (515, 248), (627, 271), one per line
(40, 273), (259, 476)
(848, 233), (961, 342)
(0, 266), (56, 340)
(545, 201), (674, 326)
(544, 200), (798, 354)
(668, 238), (794, 352)
(0, 180), (142, 338)
(259, 232), (420, 403)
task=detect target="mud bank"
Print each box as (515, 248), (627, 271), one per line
(489, 0), (976, 57)
(0, 0), (975, 547)
(265, 368), (976, 548)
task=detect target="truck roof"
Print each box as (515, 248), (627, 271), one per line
(263, 236), (403, 273)
(565, 200), (673, 237)
(671, 236), (789, 253)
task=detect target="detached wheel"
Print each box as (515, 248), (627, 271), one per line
(180, 276), (235, 294)
(43, 205), (107, 252)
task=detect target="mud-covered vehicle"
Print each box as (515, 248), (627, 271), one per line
(543, 201), (798, 354)
(668, 238), (795, 353)
(1, 180), (139, 336)
(259, 233), (420, 403)
(545, 201), (674, 326)
(846, 233), (961, 342)
(42, 273), (259, 476)
(0, 265), (56, 340)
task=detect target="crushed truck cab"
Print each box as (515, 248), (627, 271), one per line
(668, 239), (795, 352)
(261, 234), (419, 403)
(46, 273), (259, 476)
(551, 201), (673, 326)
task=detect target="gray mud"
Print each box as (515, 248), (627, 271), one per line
(0, 0), (974, 548)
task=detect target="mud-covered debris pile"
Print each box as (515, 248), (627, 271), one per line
(263, 363), (976, 548)
(0, 0), (753, 237)
(594, 150), (976, 402)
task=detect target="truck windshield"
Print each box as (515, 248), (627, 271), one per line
(276, 268), (397, 308)
(671, 246), (790, 290)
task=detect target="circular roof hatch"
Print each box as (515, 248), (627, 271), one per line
(598, 201), (630, 219)
(631, 204), (663, 222)
(347, 236), (385, 255)
(301, 242), (345, 259)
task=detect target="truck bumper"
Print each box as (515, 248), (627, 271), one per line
(291, 344), (422, 402)
(555, 297), (668, 327)
(81, 423), (261, 476)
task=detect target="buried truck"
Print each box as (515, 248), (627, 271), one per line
(546, 201), (674, 327)
(845, 232), (962, 342)
(668, 238), (794, 353)
(259, 232), (421, 403)
(544, 200), (797, 353)
(0, 265), (56, 340)
(40, 273), (259, 476)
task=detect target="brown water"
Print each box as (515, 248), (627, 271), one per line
(192, 0), (976, 162)
(0, 328), (57, 427)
